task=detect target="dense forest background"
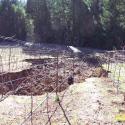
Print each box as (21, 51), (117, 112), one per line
(0, 0), (125, 49)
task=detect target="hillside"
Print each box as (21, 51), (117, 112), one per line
(0, 77), (124, 125)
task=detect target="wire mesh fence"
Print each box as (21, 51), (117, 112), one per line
(103, 50), (125, 94)
(1, 35), (125, 124)
(0, 43), (97, 125)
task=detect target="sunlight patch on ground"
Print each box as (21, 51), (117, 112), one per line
(68, 46), (81, 53)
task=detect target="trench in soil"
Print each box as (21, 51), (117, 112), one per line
(0, 56), (107, 96)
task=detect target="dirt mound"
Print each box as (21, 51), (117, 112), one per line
(0, 54), (107, 96)
(0, 66), (68, 95)
(92, 67), (109, 77)
(84, 56), (101, 67)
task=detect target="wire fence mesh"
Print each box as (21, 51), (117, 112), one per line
(103, 50), (125, 94)
(1, 35), (125, 125)
(0, 43), (92, 125)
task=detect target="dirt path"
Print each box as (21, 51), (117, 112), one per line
(49, 78), (124, 125)
(0, 78), (125, 125)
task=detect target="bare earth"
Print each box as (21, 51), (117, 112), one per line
(0, 77), (124, 125)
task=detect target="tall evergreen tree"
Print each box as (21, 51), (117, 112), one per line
(101, 0), (125, 48)
(71, 0), (95, 46)
(0, 0), (26, 40)
(27, 0), (52, 42)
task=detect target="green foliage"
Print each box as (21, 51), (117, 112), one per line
(27, 0), (52, 42)
(84, 0), (92, 8)
(55, 95), (60, 102)
(101, 0), (110, 28)
(0, 0), (27, 40)
(115, 1), (125, 29)
(0, 0), (125, 49)
(48, 0), (71, 23)
(101, 0), (125, 30)
(12, 4), (26, 16)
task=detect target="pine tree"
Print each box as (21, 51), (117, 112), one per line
(0, 0), (26, 40)
(27, 0), (52, 42)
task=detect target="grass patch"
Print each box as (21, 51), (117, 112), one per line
(103, 63), (125, 92)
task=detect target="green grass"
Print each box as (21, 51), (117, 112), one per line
(103, 63), (125, 92)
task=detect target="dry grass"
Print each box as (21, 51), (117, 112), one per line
(103, 63), (125, 92)
(0, 47), (54, 72)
